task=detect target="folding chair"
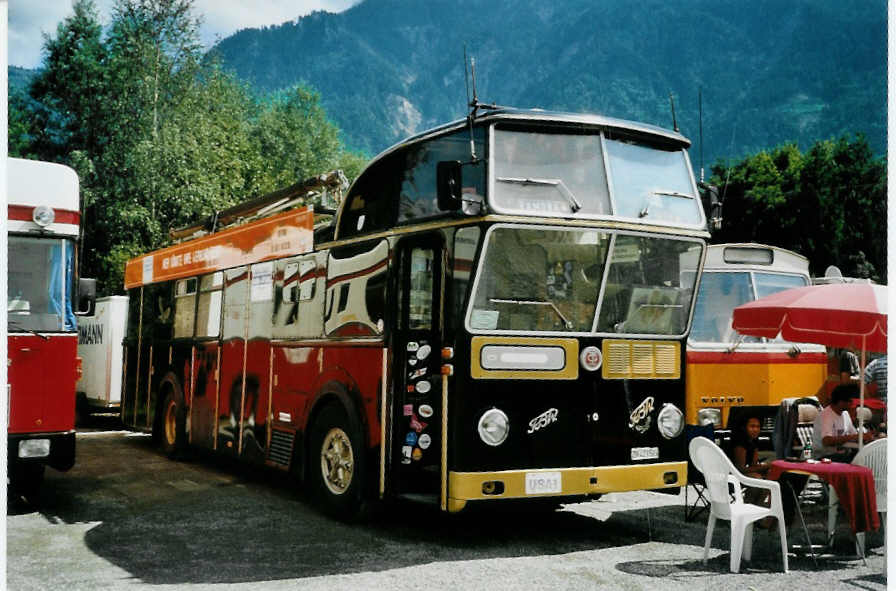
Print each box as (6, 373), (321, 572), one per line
(684, 423), (715, 522)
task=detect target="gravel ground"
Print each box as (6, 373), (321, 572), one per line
(5, 429), (887, 590)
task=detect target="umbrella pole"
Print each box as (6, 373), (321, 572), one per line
(858, 337), (866, 451)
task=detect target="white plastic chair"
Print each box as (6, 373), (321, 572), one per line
(827, 437), (886, 560)
(689, 436), (789, 573)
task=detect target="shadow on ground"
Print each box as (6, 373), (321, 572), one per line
(17, 433), (886, 586)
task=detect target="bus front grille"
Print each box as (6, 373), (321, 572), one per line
(602, 340), (681, 380)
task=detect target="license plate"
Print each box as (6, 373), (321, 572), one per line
(525, 471), (562, 495)
(630, 446), (659, 461)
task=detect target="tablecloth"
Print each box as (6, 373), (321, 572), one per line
(768, 459), (879, 533)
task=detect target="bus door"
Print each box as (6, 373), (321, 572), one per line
(218, 266), (249, 456)
(190, 272), (223, 450)
(391, 235), (444, 496)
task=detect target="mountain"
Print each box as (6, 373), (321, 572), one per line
(9, 66), (36, 96)
(208, 0), (886, 166)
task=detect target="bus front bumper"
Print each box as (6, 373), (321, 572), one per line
(8, 431), (76, 472)
(447, 461), (685, 512)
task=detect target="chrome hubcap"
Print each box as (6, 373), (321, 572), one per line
(320, 427), (354, 495)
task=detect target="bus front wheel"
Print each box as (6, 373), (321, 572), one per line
(309, 403), (366, 519)
(160, 390), (186, 458)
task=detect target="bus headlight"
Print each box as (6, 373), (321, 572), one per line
(657, 404), (684, 439)
(32, 205), (55, 227)
(697, 408), (722, 428)
(477, 408), (509, 446)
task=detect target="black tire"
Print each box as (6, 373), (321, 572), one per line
(309, 403), (367, 520)
(9, 463), (44, 506)
(160, 389), (187, 458)
(75, 393), (90, 428)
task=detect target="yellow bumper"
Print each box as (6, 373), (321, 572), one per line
(446, 461), (686, 512)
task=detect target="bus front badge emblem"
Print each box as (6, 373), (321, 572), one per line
(527, 408), (559, 434)
(629, 397), (654, 433)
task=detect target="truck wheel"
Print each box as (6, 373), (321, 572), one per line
(160, 390), (186, 458)
(75, 393), (90, 428)
(9, 463), (44, 505)
(309, 403), (366, 519)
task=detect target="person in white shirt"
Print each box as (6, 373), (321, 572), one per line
(812, 384), (872, 461)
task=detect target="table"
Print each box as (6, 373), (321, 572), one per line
(768, 459), (879, 534)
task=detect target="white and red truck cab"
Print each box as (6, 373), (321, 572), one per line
(7, 157), (95, 500)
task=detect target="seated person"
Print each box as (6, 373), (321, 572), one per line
(729, 415), (769, 479)
(728, 415), (771, 509)
(812, 384), (873, 461)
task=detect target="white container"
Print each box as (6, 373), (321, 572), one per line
(77, 296), (129, 412)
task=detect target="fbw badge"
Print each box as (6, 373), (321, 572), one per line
(629, 396), (654, 433)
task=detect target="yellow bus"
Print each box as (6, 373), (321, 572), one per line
(683, 244), (826, 445)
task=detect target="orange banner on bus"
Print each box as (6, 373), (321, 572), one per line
(124, 206), (314, 289)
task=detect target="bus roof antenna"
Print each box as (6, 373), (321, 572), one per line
(698, 88), (704, 183)
(669, 92), (679, 133)
(464, 46), (479, 162)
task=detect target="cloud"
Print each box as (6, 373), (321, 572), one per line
(8, 0), (361, 70)
(195, 0), (360, 46)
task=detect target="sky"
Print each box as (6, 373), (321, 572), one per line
(8, 0), (361, 69)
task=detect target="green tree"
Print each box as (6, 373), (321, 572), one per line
(26, 0), (107, 161)
(19, 0), (368, 293)
(710, 135), (886, 282)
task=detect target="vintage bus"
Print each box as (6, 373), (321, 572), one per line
(7, 157), (94, 500)
(683, 243), (826, 443)
(121, 108), (709, 516)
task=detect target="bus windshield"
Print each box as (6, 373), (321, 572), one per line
(492, 128), (702, 226)
(690, 271), (808, 344)
(8, 236), (76, 332)
(468, 226), (701, 335)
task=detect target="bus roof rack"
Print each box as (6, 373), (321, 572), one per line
(169, 170), (348, 242)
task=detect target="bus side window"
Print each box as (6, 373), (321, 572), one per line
(337, 155), (401, 239)
(325, 240), (389, 337)
(222, 267), (248, 340)
(173, 277), (197, 338)
(196, 272), (223, 338)
(126, 288), (142, 342)
(450, 226), (481, 332)
(249, 262), (273, 340)
(143, 283), (173, 341)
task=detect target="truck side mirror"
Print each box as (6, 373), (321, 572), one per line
(699, 183), (722, 232)
(77, 278), (97, 316)
(437, 160), (463, 211)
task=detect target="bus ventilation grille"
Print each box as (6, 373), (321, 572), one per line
(601, 340), (681, 380)
(269, 429), (295, 466)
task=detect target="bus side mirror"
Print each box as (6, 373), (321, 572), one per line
(77, 278), (97, 316)
(437, 160), (463, 211)
(699, 182), (722, 232)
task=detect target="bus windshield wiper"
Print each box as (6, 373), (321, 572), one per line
(8, 320), (49, 340)
(496, 177), (582, 212)
(639, 189), (695, 218)
(490, 298), (573, 329)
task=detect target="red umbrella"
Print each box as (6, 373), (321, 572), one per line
(731, 283), (887, 351)
(731, 283), (888, 448)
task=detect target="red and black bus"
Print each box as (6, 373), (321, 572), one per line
(121, 109), (709, 516)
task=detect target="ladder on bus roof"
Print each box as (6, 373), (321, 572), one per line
(168, 169), (349, 243)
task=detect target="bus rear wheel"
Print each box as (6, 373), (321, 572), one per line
(160, 390), (186, 458)
(309, 403), (366, 519)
